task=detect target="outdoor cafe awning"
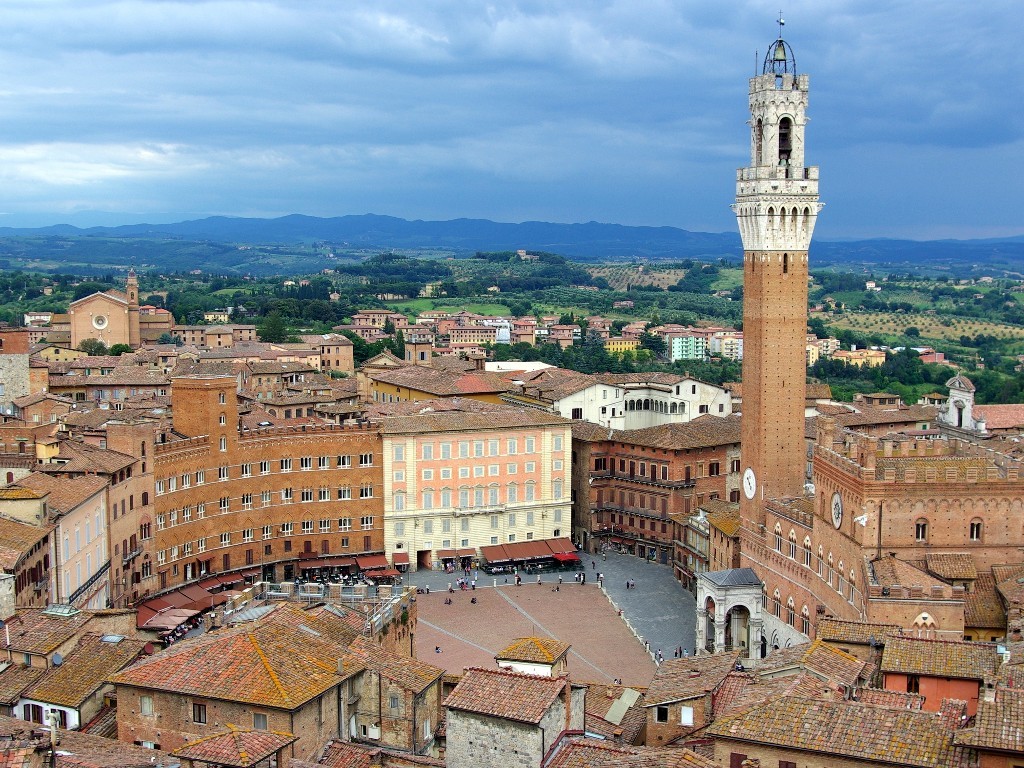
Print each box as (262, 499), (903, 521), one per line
(366, 568), (401, 579)
(480, 544), (511, 564)
(552, 552), (581, 563)
(356, 554), (389, 570)
(435, 549), (474, 560)
(392, 552), (410, 565)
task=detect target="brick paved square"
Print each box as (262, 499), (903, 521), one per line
(414, 582), (657, 687)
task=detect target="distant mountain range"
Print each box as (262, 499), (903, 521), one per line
(0, 213), (1021, 276)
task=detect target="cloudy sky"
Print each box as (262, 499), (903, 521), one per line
(0, 0), (1020, 239)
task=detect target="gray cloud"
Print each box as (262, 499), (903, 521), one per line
(0, 0), (1019, 238)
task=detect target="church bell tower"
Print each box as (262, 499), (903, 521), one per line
(734, 29), (823, 527)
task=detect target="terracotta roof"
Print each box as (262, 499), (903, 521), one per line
(317, 740), (445, 767)
(371, 366), (511, 396)
(26, 634), (146, 708)
(800, 640), (870, 688)
(816, 618), (900, 646)
(707, 695), (970, 767)
(703, 502), (740, 537)
(3, 607), (94, 655)
(965, 573), (1005, 630)
(345, 635), (443, 695)
(0, 516), (51, 570)
(33, 439), (135, 476)
(79, 702), (118, 738)
(833, 403), (937, 429)
(926, 553), (978, 581)
(856, 688), (925, 710)
(15, 473), (107, 515)
(545, 738), (716, 768)
(954, 685), (1024, 752)
(610, 415), (741, 451)
(172, 726), (297, 767)
(973, 404), (1024, 430)
(0, 487), (45, 501)
(0, 712), (176, 767)
(110, 606), (353, 709)
(0, 662), (46, 706)
(444, 667), (568, 725)
(870, 556), (949, 590)
(643, 651), (739, 706)
(881, 636), (999, 681)
(583, 683), (646, 745)
(712, 670), (831, 720)
(375, 401), (569, 434)
(495, 637), (571, 665)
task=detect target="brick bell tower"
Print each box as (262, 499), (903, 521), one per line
(734, 27), (823, 529)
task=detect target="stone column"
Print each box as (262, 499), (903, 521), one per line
(713, 619), (727, 654)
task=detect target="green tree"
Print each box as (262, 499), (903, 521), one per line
(109, 343), (133, 356)
(78, 339), (108, 355)
(257, 311), (289, 343)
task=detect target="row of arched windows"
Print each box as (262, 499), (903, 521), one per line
(763, 587), (811, 635)
(774, 523), (857, 604)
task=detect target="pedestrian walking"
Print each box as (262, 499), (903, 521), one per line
(558, 575), (563, 585)
(537, 575), (542, 585)
(592, 561), (596, 569)
(471, 579), (476, 590)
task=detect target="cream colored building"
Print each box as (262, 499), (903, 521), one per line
(16, 473), (110, 608)
(375, 402), (572, 571)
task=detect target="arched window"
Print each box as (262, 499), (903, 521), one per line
(788, 530), (797, 559)
(772, 589), (782, 618)
(837, 560), (845, 594)
(827, 553), (834, 586)
(801, 605), (811, 634)
(817, 545), (824, 577)
(778, 116), (793, 164)
(219, 413), (226, 426)
(219, 436), (227, 451)
(755, 118), (764, 165)
(915, 518), (928, 542)
(774, 523), (783, 552)
(849, 570), (857, 602)
(786, 597), (796, 626)
(803, 537), (812, 567)
(969, 518), (983, 541)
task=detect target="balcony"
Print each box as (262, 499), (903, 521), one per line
(122, 548), (142, 568)
(589, 470), (696, 490)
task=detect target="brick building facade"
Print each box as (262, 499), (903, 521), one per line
(152, 376), (384, 591)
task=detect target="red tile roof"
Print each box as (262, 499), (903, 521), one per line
(110, 606), (353, 709)
(26, 633), (146, 708)
(15, 473), (107, 516)
(881, 636), (999, 681)
(708, 695), (970, 767)
(172, 726), (297, 767)
(643, 651), (739, 706)
(444, 667), (568, 725)
(954, 685), (1024, 752)
(496, 637), (571, 665)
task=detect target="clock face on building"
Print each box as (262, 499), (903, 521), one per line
(742, 467), (757, 500)
(831, 492), (843, 529)
(92, 314), (108, 330)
